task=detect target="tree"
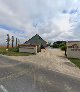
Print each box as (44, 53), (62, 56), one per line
(16, 38), (18, 47)
(12, 36), (14, 48)
(6, 34), (10, 48)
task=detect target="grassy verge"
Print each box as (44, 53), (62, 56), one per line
(0, 48), (35, 56)
(69, 58), (80, 69)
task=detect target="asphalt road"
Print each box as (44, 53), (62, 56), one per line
(0, 55), (80, 92)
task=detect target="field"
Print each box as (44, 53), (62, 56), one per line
(69, 58), (80, 68)
(0, 47), (34, 56)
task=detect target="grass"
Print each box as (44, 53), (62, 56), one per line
(69, 58), (80, 69)
(0, 47), (34, 56)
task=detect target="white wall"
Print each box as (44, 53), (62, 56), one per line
(67, 41), (80, 59)
(19, 46), (37, 54)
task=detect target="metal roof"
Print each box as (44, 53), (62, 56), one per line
(24, 34), (47, 45)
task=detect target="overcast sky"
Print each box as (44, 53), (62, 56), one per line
(0, 0), (80, 45)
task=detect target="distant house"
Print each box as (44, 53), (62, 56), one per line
(24, 34), (47, 47)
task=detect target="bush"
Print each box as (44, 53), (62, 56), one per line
(9, 48), (19, 52)
(52, 41), (66, 48)
(61, 45), (67, 51)
(52, 43), (59, 48)
(59, 43), (65, 48)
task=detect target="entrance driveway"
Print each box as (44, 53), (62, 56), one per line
(0, 48), (80, 92)
(6, 48), (80, 79)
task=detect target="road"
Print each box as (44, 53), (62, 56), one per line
(0, 55), (80, 92)
(8, 48), (80, 78)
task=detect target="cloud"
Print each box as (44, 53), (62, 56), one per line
(0, 0), (80, 45)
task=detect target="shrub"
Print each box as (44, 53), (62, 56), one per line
(61, 45), (67, 51)
(9, 48), (19, 52)
(52, 41), (66, 48)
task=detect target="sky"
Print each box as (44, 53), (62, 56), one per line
(0, 0), (80, 45)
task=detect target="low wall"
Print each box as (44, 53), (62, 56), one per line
(19, 45), (37, 54)
(66, 41), (80, 59)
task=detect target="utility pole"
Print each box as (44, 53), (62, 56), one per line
(12, 36), (14, 48)
(6, 34), (10, 48)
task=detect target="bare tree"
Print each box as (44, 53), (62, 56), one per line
(18, 39), (20, 47)
(16, 38), (18, 47)
(16, 38), (20, 47)
(12, 36), (14, 48)
(6, 34), (10, 48)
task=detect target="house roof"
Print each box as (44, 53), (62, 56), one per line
(24, 34), (47, 45)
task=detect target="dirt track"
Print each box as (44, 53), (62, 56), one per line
(5, 48), (80, 78)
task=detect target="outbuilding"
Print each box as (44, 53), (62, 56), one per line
(19, 44), (37, 54)
(24, 34), (47, 47)
(19, 34), (47, 53)
(24, 34), (47, 52)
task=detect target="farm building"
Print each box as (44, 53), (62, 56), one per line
(19, 44), (37, 54)
(24, 34), (47, 47)
(19, 34), (47, 53)
(66, 41), (80, 59)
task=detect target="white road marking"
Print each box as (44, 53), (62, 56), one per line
(0, 85), (8, 92)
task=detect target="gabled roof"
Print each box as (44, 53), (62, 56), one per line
(24, 34), (47, 45)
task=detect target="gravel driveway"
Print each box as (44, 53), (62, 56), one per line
(5, 48), (80, 79)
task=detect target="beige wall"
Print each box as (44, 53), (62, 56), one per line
(19, 46), (37, 54)
(67, 41), (80, 59)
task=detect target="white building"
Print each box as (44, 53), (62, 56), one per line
(19, 44), (37, 54)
